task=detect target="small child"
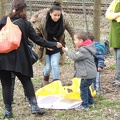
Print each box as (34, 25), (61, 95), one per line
(87, 32), (105, 96)
(62, 31), (97, 111)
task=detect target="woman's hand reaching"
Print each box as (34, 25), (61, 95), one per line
(56, 42), (62, 48)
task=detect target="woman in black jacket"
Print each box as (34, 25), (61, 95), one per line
(0, 0), (62, 118)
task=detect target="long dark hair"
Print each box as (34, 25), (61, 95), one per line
(8, 0), (27, 19)
(46, 1), (64, 39)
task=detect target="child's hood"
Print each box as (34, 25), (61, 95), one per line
(94, 41), (106, 54)
(82, 43), (96, 56)
(79, 39), (96, 55)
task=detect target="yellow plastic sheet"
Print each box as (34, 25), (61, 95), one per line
(35, 78), (96, 100)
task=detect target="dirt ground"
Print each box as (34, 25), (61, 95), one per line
(32, 54), (120, 102)
(0, 54), (120, 120)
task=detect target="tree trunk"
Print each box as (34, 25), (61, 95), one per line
(93, 0), (101, 42)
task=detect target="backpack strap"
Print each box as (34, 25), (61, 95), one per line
(12, 19), (21, 24)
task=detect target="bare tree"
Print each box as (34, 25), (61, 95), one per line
(93, 0), (101, 41)
(0, 0), (7, 19)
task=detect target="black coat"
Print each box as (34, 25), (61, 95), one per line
(0, 16), (57, 77)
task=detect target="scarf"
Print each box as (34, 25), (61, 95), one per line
(45, 12), (64, 41)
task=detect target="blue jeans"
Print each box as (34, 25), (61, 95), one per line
(80, 78), (94, 108)
(44, 52), (60, 79)
(114, 48), (120, 81)
(93, 71), (101, 92)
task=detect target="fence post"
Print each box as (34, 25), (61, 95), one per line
(93, 0), (101, 42)
(29, 0), (32, 17)
(0, 0), (7, 19)
(82, 0), (89, 33)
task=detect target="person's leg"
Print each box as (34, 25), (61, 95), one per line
(24, 89), (29, 102)
(92, 77), (96, 91)
(88, 84), (94, 106)
(75, 78), (93, 111)
(14, 72), (45, 115)
(11, 72), (16, 103)
(113, 48), (120, 87)
(51, 52), (60, 80)
(80, 79), (93, 107)
(95, 72), (101, 95)
(42, 55), (51, 86)
(0, 70), (13, 118)
(88, 88), (94, 107)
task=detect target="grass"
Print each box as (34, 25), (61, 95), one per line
(0, 78), (119, 120)
(109, 63), (116, 70)
(0, 91), (118, 119)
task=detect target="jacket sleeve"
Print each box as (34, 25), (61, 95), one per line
(28, 22), (57, 48)
(66, 48), (89, 61)
(31, 8), (49, 36)
(63, 14), (76, 47)
(95, 54), (105, 68)
(105, 1), (120, 21)
(31, 15), (42, 36)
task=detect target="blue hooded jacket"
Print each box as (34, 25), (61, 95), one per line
(94, 42), (105, 69)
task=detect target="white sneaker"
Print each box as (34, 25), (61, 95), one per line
(75, 105), (89, 111)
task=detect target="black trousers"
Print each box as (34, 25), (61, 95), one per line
(0, 70), (35, 106)
(11, 72), (27, 102)
(11, 72), (15, 102)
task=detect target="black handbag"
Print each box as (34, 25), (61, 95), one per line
(28, 45), (38, 64)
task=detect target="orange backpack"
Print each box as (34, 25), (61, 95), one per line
(0, 17), (22, 53)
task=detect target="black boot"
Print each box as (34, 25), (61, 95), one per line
(29, 97), (45, 115)
(52, 79), (59, 82)
(42, 76), (49, 86)
(3, 104), (13, 119)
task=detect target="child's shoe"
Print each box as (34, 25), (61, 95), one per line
(89, 104), (94, 108)
(96, 91), (100, 96)
(75, 105), (89, 111)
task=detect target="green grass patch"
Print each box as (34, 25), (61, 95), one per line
(109, 63), (116, 70)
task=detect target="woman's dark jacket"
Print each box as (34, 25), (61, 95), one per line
(0, 16), (57, 77)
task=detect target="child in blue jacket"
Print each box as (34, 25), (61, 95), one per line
(88, 32), (105, 96)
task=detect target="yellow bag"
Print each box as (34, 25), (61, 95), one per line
(59, 78), (81, 100)
(35, 78), (96, 100)
(59, 78), (96, 100)
(35, 80), (63, 97)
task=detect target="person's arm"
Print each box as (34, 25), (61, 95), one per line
(31, 8), (49, 36)
(105, 1), (120, 20)
(29, 22), (62, 49)
(63, 14), (76, 47)
(95, 54), (105, 71)
(62, 47), (89, 61)
(31, 15), (42, 36)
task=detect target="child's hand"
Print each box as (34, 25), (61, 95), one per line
(98, 67), (103, 72)
(62, 47), (68, 52)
